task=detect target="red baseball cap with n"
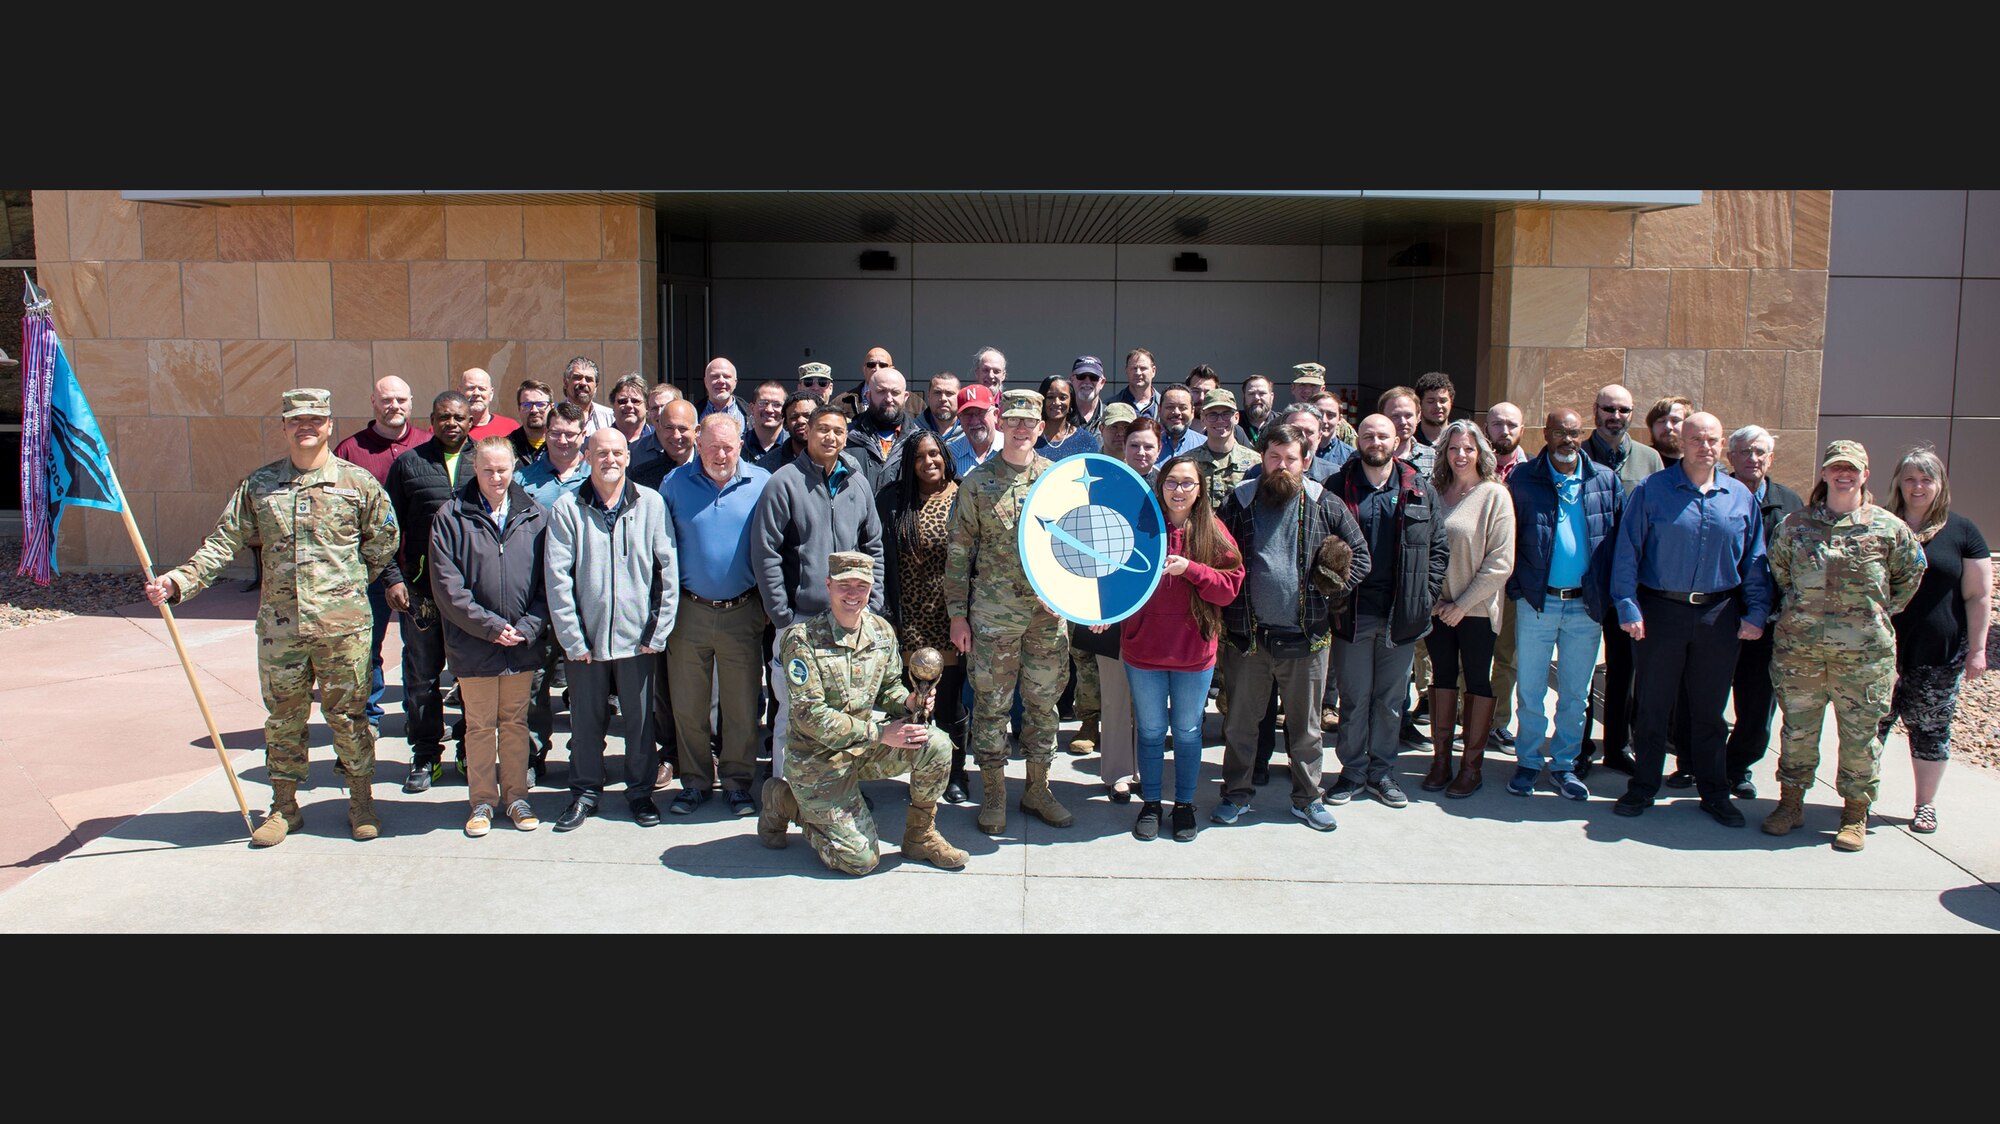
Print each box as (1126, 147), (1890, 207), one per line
(956, 384), (998, 413)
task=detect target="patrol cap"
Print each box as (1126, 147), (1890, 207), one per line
(1821, 439), (1868, 471)
(828, 551), (874, 583)
(1000, 390), (1043, 421)
(956, 384), (998, 414)
(797, 362), (833, 383)
(1071, 355), (1105, 378)
(282, 387), (333, 418)
(1291, 362), (1327, 385)
(1100, 402), (1139, 427)
(1200, 389), (1239, 414)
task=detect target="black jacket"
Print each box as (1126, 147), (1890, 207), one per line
(382, 437), (468, 596)
(427, 479), (549, 678)
(1219, 476), (1371, 651)
(846, 421), (911, 494)
(1329, 458), (1450, 646)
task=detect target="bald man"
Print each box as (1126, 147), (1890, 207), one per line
(1472, 400), (1528, 751)
(336, 375), (432, 729)
(1608, 412), (1773, 825)
(700, 356), (748, 433)
(458, 367), (521, 442)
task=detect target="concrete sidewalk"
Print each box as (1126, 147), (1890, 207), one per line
(2, 589), (1997, 932)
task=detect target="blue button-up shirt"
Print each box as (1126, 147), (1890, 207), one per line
(1611, 462), (1773, 628)
(661, 459), (770, 599)
(948, 432), (997, 477)
(517, 452), (591, 509)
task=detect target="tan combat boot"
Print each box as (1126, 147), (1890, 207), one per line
(902, 802), (969, 869)
(978, 765), (1008, 834)
(758, 777), (797, 848)
(1068, 714), (1100, 756)
(1761, 783), (1807, 835)
(346, 774), (381, 841)
(250, 780), (304, 847)
(1020, 759), (1075, 828)
(1833, 798), (1870, 852)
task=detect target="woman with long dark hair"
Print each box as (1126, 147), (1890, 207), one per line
(876, 430), (972, 802)
(1878, 446), (1990, 834)
(1119, 454), (1244, 841)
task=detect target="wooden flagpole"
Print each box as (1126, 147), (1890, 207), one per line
(110, 460), (257, 837)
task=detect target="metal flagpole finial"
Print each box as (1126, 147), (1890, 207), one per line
(24, 270), (51, 313)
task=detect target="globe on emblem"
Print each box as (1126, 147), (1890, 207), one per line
(1042, 504), (1152, 578)
(907, 646), (943, 725)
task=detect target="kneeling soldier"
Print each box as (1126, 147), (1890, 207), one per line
(760, 552), (967, 874)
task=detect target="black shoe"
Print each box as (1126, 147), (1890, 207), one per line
(553, 797), (598, 832)
(1252, 763), (1272, 786)
(1170, 802), (1198, 842)
(1574, 758), (1594, 781)
(403, 759), (439, 794)
(1133, 801), (1163, 841)
(1665, 769), (1697, 789)
(1699, 795), (1746, 827)
(944, 779), (969, 805)
(1401, 721), (1430, 748)
(528, 753), (547, 788)
(1731, 778), (1758, 800)
(1322, 776), (1365, 805)
(1599, 748), (1637, 776)
(1612, 793), (1650, 817)
(669, 787), (708, 815)
(630, 796), (662, 827)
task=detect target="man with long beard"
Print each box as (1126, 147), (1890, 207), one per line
(1212, 425), (1370, 830)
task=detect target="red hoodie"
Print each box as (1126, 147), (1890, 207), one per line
(1120, 522), (1246, 672)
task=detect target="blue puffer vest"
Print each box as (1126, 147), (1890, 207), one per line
(1505, 449), (1624, 623)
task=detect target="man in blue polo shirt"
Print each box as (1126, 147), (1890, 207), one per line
(1609, 411), (1773, 826)
(662, 414), (772, 818)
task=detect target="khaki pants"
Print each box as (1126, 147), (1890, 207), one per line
(669, 595), (769, 795)
(1097, 654), (1136, 789)
(459, 673), (532, 810)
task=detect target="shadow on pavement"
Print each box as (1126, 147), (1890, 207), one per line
(1938, 884), (2000, 932)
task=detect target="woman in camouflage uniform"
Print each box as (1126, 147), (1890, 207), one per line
(1762, 440), (1927, 851)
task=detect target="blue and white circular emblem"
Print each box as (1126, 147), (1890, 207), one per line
(1018, 453), (1167, 626)
(787, 657), (810, 685)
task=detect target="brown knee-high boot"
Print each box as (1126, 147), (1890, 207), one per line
(1446, 694), (1496, 798)
(1420, 688), (1459, 791)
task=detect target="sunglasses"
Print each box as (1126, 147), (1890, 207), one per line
(1073, 372), (1104, 381)
(863, 361), (891, 369)
(801, 377), (833, 387)
(1599, 405), (1634, 414)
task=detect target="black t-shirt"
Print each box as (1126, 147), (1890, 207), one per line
(1892, 511), (1989, 669)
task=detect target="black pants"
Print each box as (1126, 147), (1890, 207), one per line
(1594, 618), (1637, 758)
(650, 650), (677, 765)
(400, 598), (448, 759)
(1724, 629), (1777, 783)
(526, 630), (558, 760)
(1625, 592), (1741, 802)
(566, 655), (657, 802)
(1426, 616), (1496, 697)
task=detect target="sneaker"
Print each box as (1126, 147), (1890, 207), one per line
(1508, 766), (1538, 796)
(465, 804), (493, 837)
(1549, 770), (1589, 801)
(1291, 801), (1338, 832)
(1367, 777), (1410, 809)
(1490, 727), (1515, 754)
(507, 799), (540, 831)
(1170, 803), (1198, 842)
(727, 789), (757, 817)
(1322, 776), (1365, 805)
(1133, 801), (1163, 841)
(1209, 800), (1249, 825)
(669, 787), (708, 815)
(1400, 720), (1430, 748)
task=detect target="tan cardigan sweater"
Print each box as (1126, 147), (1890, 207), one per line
(1438, 479), (1515, 620)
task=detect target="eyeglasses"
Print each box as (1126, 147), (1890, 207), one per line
(1073, 372), (1103, 382)
(801, 378), (832, 388)
(1001, 416), (1039, 428)
(863, 361), (891, 369)
(1162, 479), (1201, 492)
(1599, 405), (1634, 414)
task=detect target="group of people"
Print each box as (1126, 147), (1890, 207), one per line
(146, 344), (1990, 874)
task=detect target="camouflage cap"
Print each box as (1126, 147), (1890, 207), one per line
(1000, 389), (1043, 421)
(282, 387), (333, 418)
(828, 550), (874, 583)
(1100, 402), (1139, 427)
(1200, 389), (1239, 413)
(1291, 362), (1326, 385)
(1821, 439), (1868, 471)
(797, 362), (833, 381)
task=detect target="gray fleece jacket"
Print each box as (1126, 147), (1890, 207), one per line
(751, 451), (884, 630)
(544, 477), (679, 662)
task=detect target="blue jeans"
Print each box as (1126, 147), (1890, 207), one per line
(365, 577), (389, 724)
(1512, 595), (1600, 772)
(1125, 664), (1214, 804)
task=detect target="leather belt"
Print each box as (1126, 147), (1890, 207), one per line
(683, 589), (757, 609)
(1639, 584), (1737, 605)
(1546, 586), (1585, 600)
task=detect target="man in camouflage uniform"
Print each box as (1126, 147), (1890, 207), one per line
(145, 388), (399, 846)
(1292, 363), (1356, 447)
(1188, 389), (1262, 511)
(945, 387), (1075, 834)
(758, 552), (967, 874)
(1763, 440), (1927, 850)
